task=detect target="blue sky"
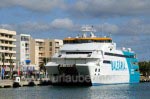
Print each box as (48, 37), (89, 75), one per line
(0, 0), (150, 61)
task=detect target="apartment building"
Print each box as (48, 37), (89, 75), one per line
(30, 39), (63, 68)
(30, 38), (45, 70)
(0, 29), (16, 71)
(44, 39), (63, 58)
(15, 33), (63, 71)
(16, 34), (31, 66)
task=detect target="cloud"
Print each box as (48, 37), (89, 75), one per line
(0, 18), (149, 60)
(0, 0), (66, 12)
(69, 0), (150, 17)
(0, 18), (77, 33)
(95, 23), (119, 34)
(51, 18), (74, 30)
(1, 0), (150, 18)
(0, 18), (150, 36)
(119, 19), (150, 35)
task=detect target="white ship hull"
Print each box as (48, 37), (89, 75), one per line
(45, 26), (140, 86)
(46, 60), (138, 85)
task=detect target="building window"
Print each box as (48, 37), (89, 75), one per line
(55, 42), (59, 46)
(49, 42), (52, 46)
(49, 47), (52, 51)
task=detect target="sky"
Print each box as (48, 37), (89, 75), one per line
(0, 0), (150, 61)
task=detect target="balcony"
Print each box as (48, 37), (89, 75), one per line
(0, 62), (16, 66)
(39, 50), (44, 53)
(0, 37), (16, 41)
(39, 55), (45, 58)
(5, 56), (16, 59)
(0, 50), (16, 53)
(0, 29), (16, 35)
(0, 43), (16, 47)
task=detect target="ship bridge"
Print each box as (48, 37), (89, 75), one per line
(63, 37), (112, 44)
(64, 25), (112, 44)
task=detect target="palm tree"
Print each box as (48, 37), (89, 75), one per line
(39, 57), (50, 75)
(8, 53), (14, 79)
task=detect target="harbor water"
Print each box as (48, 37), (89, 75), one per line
(0, 83), (150, 99)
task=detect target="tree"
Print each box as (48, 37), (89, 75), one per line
(39, 57), (50, 75)
(1, 53), (5, 68)
(0, 53), (5, 79)
(139, 61), (150, 77)
(8, 53), (14, 79)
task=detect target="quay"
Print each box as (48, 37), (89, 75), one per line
(0, 76), (150, 88)
(0, 79), (51, 88)
(140, 76), (150, 83)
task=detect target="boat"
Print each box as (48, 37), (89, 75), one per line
(45, 26), (140, 86)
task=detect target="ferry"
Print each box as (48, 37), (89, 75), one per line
(45, 26), (140, 86)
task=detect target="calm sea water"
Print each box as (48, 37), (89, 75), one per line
(0, 83), (150, 99)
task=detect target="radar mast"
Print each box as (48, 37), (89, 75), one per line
(81, 25), (96, 38)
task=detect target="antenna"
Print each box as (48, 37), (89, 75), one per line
(101, 24), (104, 36)
(81, 25), (96, 38)
(108, 32), (112, 37)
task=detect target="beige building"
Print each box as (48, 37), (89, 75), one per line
(0, 29), (63, 72)
(30, 39), (45, 69)
(0, 29), (16, 71)
(30, 39), (63, 69)
(44, 39), (63, 58)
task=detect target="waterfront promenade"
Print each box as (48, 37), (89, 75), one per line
(0, 76), (150, 88)
(0, 79), (46, 88)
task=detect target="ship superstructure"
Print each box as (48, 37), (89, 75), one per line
(45, 26), (140, 85)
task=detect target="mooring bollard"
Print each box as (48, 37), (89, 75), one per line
(13, 76), (21, 88)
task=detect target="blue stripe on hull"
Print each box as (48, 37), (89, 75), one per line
(123, 51), (140, 83)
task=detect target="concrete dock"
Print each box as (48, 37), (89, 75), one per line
(0, 80), (13, 88)
(0, 77), (149, 88)
(0, 79), (49, 88)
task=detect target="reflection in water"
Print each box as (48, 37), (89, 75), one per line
(0, 83), (150, 99)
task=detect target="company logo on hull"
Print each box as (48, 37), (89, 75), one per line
(111, 61), (127, 71)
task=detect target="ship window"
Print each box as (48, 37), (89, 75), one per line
(66, 52), (92, 54)
(132, 62), (138, 65)
(135, 69), (139, 72)
(95, 68), (97, 72)
(63, 39), (112, 44)
(103, 60), (111, 64)
(104, 52), (134, 58)
(98, 69), (100, 72)
(58, 55), (62, 57)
